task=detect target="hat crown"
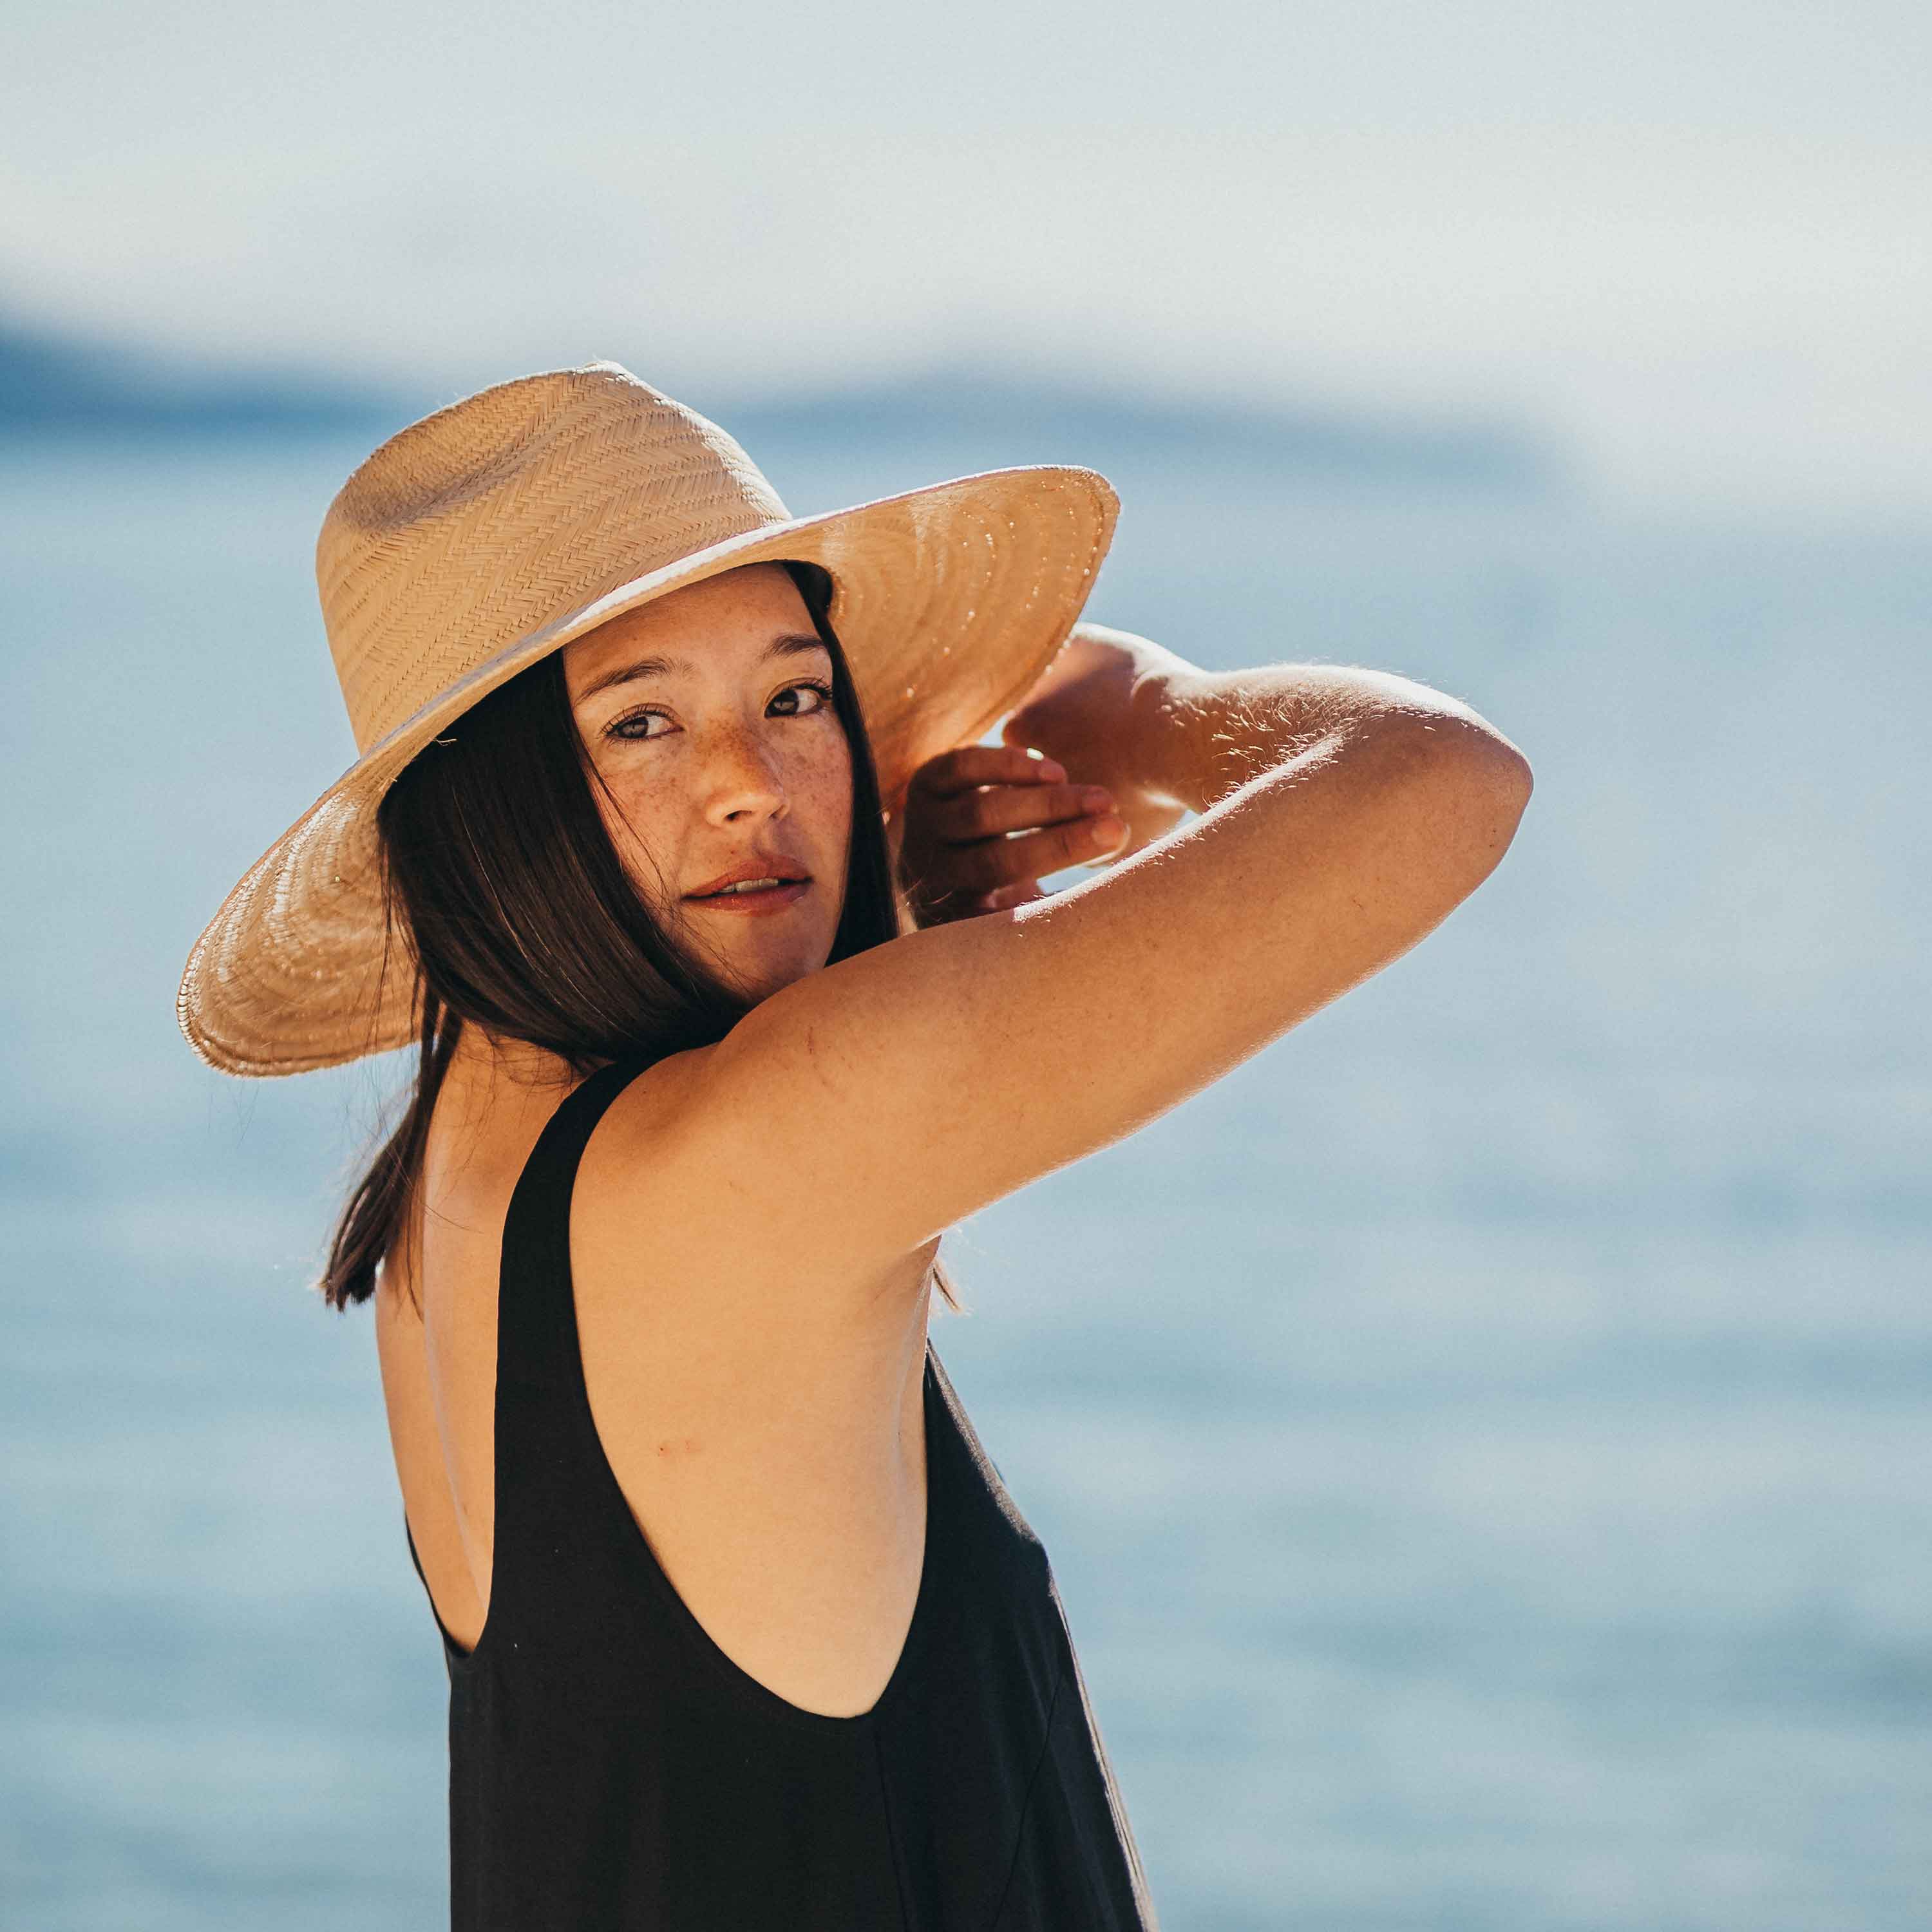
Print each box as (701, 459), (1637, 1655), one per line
(316, 360), (791, 754)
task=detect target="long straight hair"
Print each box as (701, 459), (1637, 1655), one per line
(319, 559), (961, 1313)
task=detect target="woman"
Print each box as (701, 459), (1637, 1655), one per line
(178, 360), (1532, 1929)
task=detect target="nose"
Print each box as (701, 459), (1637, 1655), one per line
(696, 717), (788, 826)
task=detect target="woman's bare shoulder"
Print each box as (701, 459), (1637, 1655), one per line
(573, 1038), (904, 1316)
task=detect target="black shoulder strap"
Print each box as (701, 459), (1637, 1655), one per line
(489, 1053), (652, 1586)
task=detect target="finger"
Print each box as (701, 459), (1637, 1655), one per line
(914, 742), (1069, 799)
(908, 742), (1068, 799)
(980, 880), (1047, 913)
(930, 781), (1115, 844)
(944, 813), (1130, 895)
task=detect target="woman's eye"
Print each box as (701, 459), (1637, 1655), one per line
(608, 709), (672, 743)
(771, 679), (834, 717)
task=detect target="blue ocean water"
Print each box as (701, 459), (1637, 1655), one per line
(1, 426), (1927, 1930)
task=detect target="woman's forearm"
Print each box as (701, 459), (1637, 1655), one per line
(1102, 625), (1524, 815)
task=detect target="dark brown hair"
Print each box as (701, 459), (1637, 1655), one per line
(319, 559), (960, 1313)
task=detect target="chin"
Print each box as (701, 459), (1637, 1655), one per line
(721, 943), (832, 1007)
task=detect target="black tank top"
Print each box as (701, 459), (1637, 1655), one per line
(402, 1052), (1160, 1930)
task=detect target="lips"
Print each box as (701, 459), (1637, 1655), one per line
(685, 859), (811, 899)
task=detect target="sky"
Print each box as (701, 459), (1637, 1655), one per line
(3, 0), (1929, 513)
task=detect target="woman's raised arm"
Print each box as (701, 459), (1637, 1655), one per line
(607, 629), (1533, 1300)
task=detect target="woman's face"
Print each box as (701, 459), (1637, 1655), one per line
(563, 562), (854, 1003)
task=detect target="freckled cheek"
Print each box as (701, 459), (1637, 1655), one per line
(795, 743), (855, 876)
(799, 745), (853, 829)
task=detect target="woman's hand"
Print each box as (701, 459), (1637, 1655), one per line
(998, 623), (1196, 860)
(887, 624), (1203, 925)
(890, 744), (1132, 924)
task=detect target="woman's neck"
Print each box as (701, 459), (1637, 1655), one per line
(437, 1023), (581, 1138)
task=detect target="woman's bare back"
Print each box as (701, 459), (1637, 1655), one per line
(375, 1040), (942, 1719)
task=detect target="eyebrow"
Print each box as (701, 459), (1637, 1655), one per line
(575, 632), (831, 705)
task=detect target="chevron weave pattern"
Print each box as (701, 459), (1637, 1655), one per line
(176, 359), (1119, 1077)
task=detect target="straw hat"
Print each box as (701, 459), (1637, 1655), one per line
(175, 359), (1119, 1079)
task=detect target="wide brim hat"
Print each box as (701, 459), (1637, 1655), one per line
(176, 359), (1119, 1078)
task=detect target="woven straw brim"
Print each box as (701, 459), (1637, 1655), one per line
(178, 464), (1118, 1077)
